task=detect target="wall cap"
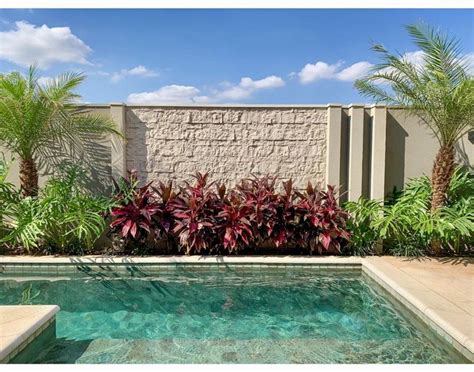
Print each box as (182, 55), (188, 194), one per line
(79, 103), (410, 109)
(80, 103), (400, 109)
(122, 103), (331, 108)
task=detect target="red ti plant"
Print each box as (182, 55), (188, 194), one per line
(271, 179), (303, 247)
(296, 183), (350, 253)
(216, 189), (254, 252)
(236, 175), (279, 244)
(152, 180), (178, 238)
(171, 172), (221, 254)
(110, 171), (160, 240)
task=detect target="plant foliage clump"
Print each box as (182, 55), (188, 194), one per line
(0, 165), (113, 254)
(109, 172), (350, 255)
(345, 167), (474, 256)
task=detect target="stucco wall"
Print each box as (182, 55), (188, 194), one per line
(0, 105), (112, 194)
(125, 106), (328, 188)
(385, 108), (474, 194)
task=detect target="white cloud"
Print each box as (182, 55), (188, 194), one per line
(336, 61), (373, 82)
(110, 65), (158, 83)
(216, 75), (285, 100)
(402, 50), (425, 66)
(401, 51), (474, 75)
(240, 76), (284, 89)
(373, 51), (426, 80)
(0, 21), (91, 68)
(298, 62), (341, 84)
(127, 85), (205, 104)
(298, 60), (372, 84)
(128, 75), (285, 104)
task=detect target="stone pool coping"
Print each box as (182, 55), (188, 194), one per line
(0, 255), (472, 362)
(0, 255), (361, 265)
(0, 305), (59, 363)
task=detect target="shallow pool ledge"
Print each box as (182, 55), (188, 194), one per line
(0, 305), (59, 363)
(363, 257), (474, 362)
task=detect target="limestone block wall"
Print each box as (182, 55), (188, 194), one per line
(125, 106), (328, 188)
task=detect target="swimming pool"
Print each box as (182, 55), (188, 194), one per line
(0, 265), (467, 363)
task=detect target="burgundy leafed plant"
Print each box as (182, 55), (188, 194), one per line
(108, 169), (350, 255)
(236, 175), (279, 244)
(153, 180), (178, 238)
(171, 172), (221, 254)
(110, 181), (159, 240)
(216, 190), (254, 252)
(271, 179), (303, 247)
(296, 183), (350, 253)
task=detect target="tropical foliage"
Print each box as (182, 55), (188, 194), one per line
(0, 165), (114, 254)
(109, 172), (350, 255)
(355, 23), (474, 221)
(0, 66), (121, 197)
(345, 167), (474, 256)
(2, 165), (471, 257)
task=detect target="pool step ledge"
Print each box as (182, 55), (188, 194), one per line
(362, 257), (474, 362)
(0, 305), (59, 363)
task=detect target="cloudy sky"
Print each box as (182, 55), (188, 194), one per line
(0, 9), (472, 104)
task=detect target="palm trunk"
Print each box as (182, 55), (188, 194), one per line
(430, 144), (455, 254)
(19, 157), (39, 197)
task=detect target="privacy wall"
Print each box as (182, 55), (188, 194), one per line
(2, 104), (473, 201)
(125, 106), (328, 188)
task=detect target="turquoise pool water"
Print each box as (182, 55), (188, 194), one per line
(0, 266), (466, 363)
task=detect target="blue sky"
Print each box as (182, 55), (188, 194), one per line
(0, 9), (473, 104)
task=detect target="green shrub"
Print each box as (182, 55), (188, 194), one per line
(344, 198), (383, 256)
(345, 167), (474, 256)
(0, 165), (114, 254)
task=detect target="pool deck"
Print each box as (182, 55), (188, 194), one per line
(363, 256), (473, 361)
(0, 255), (472, 362)
(0, 305), (59, 363)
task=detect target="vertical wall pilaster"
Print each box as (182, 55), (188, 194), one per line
(348, 104), (365, 201)
(110, 103), (127, 179)
(326, 104), (342, 189)
(370, 105), (387, 201)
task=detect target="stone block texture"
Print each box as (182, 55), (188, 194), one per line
(125, 107), (328, 188)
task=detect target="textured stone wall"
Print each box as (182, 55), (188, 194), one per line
(125, 106), (328, 188)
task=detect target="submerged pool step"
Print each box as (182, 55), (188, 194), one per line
(17, 337), (466, 364)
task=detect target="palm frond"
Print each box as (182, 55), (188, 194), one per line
(355, 23), (474, 147)
(0, 66), (123, 186)
(406, 23), (468, 85)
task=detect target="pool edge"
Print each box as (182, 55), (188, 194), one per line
(362, 259), (473, 362)
(0, 255), (472, 363)
(0, 305), (59, 363)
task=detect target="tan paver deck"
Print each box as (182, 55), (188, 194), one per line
(363, 256), (473, 361)
(0, 305), (59, 363)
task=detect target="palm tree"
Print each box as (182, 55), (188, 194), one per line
(0, 66), (122, 197)
(355, 23), (474, 214)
